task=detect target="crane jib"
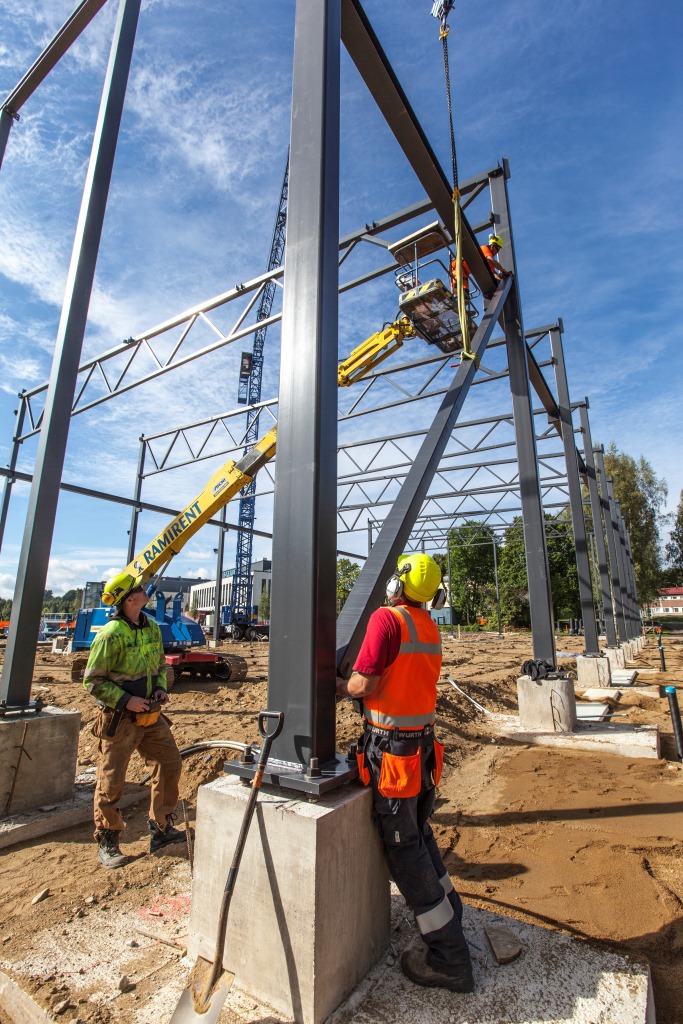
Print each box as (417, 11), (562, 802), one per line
(139, 501), (202, 565)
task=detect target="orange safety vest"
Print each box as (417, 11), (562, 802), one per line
(363, 605), (442, 731)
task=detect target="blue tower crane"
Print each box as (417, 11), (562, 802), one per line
(224, 157), (288, 640)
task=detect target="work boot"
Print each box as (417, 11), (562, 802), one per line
(96, 829), (128, 869)
(148, 813), (186, 853)
(400, 947), (474, 993)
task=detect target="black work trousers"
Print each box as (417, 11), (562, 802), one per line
(361, 727), (471, 972)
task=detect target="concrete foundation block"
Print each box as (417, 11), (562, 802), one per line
(622, 641), (635, 662)
(517, 675), (577, 732)
(575, 655), (612, 689)
(188, 775), (390, 1024)
(605, 646), (626, 670)
(0, 707), (80, 817)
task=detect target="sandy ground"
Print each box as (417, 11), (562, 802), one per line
(0, 632), (682, 1024)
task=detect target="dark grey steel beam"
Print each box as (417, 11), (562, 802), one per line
(550, 329), (599, 652)
(623, 525), (641, 634)
(0, 0), (141, 706)
(578, 402), (617, 646)
(0, 466), (366, 560)
(340, 0), (496, 297)
(1, 0), (110, 169)
(594, 448), (627, 642)
(614, 499), (638, 639)
(0, 398), (26, 553)
(489, 169), (556, 665)
(266, 0), (341, 768)
(126, 435), (145, 564)
(2, 0), (110, 114)
(336, 276), (511, 676)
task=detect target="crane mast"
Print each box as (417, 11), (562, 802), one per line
(227, 157), (289, 637)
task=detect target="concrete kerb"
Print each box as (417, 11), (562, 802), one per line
(0, 773), (150, 851)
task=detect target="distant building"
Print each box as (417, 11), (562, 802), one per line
(189, 559), (272, 618)
(647, 587), (683, 616)
(82, 576), (205, 610)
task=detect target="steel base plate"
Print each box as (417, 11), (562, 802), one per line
(223, 752), (358, 796)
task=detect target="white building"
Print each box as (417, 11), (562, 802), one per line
(189, 559), (272, 622)
(646, 587), (683, 616)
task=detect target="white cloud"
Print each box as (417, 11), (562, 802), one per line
(0, 572), (16, 599)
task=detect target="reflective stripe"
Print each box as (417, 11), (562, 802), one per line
(416, 894), (454, 936)
(394, 607), (441, 654)
(400, 642), (442, 654)
(364, 710), (435, 729)
(439, 872), (454, 895)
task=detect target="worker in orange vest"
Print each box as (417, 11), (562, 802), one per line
(451, 233), (511, 292)
(337, 554), (473, 993)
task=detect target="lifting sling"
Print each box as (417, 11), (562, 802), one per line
(434, 2), (478, 368)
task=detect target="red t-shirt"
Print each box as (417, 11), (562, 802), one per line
(353, 603), (412, 676)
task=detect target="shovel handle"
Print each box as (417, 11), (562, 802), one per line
(258, 711), (284, 743)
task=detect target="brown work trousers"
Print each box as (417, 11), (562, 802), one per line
(93, 712), (182, 833)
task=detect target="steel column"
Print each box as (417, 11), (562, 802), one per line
(213, 507), (226, 643)
(614, 499), (637, 639)
(0, 398), (26, 553)
(595, 448), (628, 642)
(336, 276), (511, 675)
(0, 0), (141, 706)
(265, 0), (340, 768)
(0, 109), (15, 170)
(549, 328), (599, 652)
(489, 167), (556, 665)
(623, 526), (641, 634)
(578, 404), (617, 646)
(126, 435), (146, 564)
(492, 537), (502, 636)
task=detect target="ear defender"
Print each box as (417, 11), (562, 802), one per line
(430, 587), (447, 611)
(385, 561), (412, 604)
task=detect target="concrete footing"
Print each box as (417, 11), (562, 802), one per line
(0, 707), (80, 817)
(188, 775), (390, 1024)
(605, 646), (626, 670)
(575, 655), (612, 688)
(517, 675), (577, 732)
(512, 675), (659, 758)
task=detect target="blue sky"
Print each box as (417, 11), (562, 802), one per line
(0, 0), (681, 598)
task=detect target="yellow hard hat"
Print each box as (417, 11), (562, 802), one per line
(102, 570), (143, 607)
(488, 234), (504, 249)
(396, 553), (442, 603)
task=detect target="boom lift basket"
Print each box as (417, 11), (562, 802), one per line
(399, 278), (474, 354)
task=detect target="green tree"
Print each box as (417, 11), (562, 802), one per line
(665, 489), (683, 573)
(258, 584), (271, 622)
(336, 558), (361, 612)
(604, 443), (668, 602)
(446, 521), (497, 625)
(497, 514), (580, 627)
(0, 598), (11, 620)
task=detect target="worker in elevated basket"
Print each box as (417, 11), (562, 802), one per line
(336, 554), (473, 993)
(84, 572), (184, 869)
(450, 233), (511, 292)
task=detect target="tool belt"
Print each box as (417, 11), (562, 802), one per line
(365, 722), (435, 740)
(357, 723), (443, 797)
(91, 699), (163, 738)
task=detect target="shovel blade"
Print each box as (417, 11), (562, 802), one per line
(168, 970), (234, 1024)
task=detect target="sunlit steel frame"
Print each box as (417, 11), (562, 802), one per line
(0, 0), (110, 169)
(1, 0), (141, 706)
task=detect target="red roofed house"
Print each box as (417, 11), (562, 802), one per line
(648, 587), (683, 616)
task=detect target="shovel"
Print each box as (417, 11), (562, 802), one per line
(169, 710), (284, 1024)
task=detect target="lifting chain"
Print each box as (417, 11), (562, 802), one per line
(434, 4), (478, 367)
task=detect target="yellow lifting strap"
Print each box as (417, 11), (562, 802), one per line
(438, 7), (479, 368)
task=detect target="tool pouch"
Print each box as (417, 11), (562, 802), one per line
(378, 749), (422, 799)
(135, 708), (161, 728)
(91, 707), (121, 739)
(431, 739), (445, 786)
